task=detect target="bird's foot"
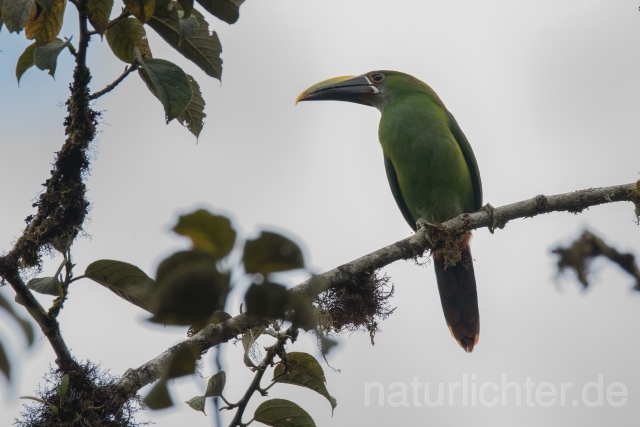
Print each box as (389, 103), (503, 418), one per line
(416, 218), (437, 247)
(480, 203), (498, 234)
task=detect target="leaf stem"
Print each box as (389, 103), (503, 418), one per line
(89, 63), (139, 100)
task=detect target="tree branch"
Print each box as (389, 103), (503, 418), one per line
(111, 180), (640, 400)
(0, 0), (97, 373)
(89, 64), (139, 100)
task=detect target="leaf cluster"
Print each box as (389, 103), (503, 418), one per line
(4, 0), (245, 137)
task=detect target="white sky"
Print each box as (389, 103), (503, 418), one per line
(2, 0), (640, 426)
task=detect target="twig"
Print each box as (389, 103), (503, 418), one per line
(105, 9), (131, 30)
(89, 64), (139, 100)
(224, 329), (291, 427)
(110, 181), (640, 401)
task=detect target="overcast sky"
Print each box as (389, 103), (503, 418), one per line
(2, 1), (640, 426)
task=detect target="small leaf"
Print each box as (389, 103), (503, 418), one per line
(105, 17), (152, 63)
(173, 210), (234, 258)
(177, 74), (206, 138)
(84, 259), (157, 313)
(86, 0), (113, 35)
(0, 292), (35, 345)
(245, 282), (289, 319)
(33, 37), (69, 78)
(241, 326), (264, 368)
(138, 58), (192, 123)
(166, 345), (199, 379)
(59, 374), (69, 400)
(16, 42), (36, 84)
(2, 0), (35, 33)
(123, 0), (155, 23)
(147, 8), (221, 80)
(27, 276), (63, 296)
(254, 398), (316, 427)
(185, 395), (206, 414)
(150, 250), (229, 327)
(194, 0), (243, 24)
(0, 340), (10, 380)
(273, 352), (336, 414)
(50, 405), (59, 414)
(243, 231), (305, 275)
(204, 371), (225, 397)
(20, 395), (48, 404)
(144, 378), (173, 409)
(24, 0), (66, 46)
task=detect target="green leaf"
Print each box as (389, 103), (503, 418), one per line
(15, 42), (36, 84)
(273, 352), (336, 414)
(144, 378), (173, 409)
(0, 340), (10, 380)
(245, 282), (289, 319)
(177, 74), (206, 138)
(254, 398), (316, 427)
(204, 371), (225, 397)
(147, 8), (221, 80)
(138, 58), (192, 123)
(145, 345), (199, 410)
(173, 210), (234, 258)
(148, 0), (197, 44)
(185, 395), (206, 414)
(123, 0), (155, 23)
(0, 292), (35, 345)
(165, 345), (199, 379)
(2, 0), (35, 33)
(149, 250), (229, 327)
(26, 276), (63, 296)
(243, 231), (305, 275)
(86, 0), (113, 35)
(25, 0), (66, 46)
(20, 395), (48, 404)
(84, 259), (157, 313)
(105, 17), (152, 63)
(194, 0), (243, 24)
(33, 37), (69, 78)
(59, 374), (69, 400)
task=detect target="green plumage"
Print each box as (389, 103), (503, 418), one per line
(298, 70), (483, 352)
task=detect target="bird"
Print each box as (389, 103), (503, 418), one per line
(296, 71), (482, 352)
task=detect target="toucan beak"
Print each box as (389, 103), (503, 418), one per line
(296, 75), (378, 106)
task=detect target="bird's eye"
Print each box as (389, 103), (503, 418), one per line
(371, 73), (385, 82)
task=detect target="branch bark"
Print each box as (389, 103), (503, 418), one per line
(111, 180), (640, 401)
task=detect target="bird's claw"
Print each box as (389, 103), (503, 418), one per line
(480, 203), (497, 234)
(417, 218), (437, 247)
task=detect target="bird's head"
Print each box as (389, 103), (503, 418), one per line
(296, 70), (441, 111)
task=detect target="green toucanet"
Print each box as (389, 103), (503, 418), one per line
(297, 71), (482, 352)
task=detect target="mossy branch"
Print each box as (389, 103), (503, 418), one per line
(112, 180), (640, 401)
(0, 0), (98, 373)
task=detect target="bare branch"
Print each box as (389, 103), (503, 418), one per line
(111, 180), (640, 400)
(89, 64), (140, 100)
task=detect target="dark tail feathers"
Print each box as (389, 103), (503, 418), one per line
(433, 247), (479, 352)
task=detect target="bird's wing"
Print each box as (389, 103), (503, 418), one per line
(446, 111), (483, 211)
(383, 153), (417, 231)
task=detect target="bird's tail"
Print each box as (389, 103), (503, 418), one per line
(433, 234), (479, 352)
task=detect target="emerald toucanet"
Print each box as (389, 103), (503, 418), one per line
(297, 71), (482, 352)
